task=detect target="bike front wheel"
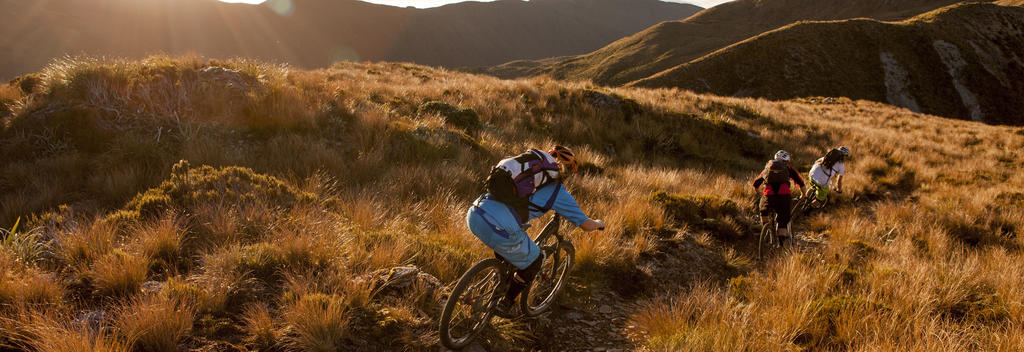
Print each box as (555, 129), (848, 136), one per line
(520, 240), (575, 317)
(791, 197), (807, 221)
(439, 258), (507, 350)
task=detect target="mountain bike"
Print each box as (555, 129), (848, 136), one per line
(439, 214), (575, 350)
(791, 185), (831, 221)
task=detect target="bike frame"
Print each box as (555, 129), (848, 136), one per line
(533, 214), (564, 246)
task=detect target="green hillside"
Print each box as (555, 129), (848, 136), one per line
(1, 57), (1023, 351)
(631, 3), (1024, 125)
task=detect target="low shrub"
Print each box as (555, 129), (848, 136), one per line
(651, 191), (740, 224)
(845, 239), (877, 264)
(577, 89), (643, 119)
(934, 281), (1009, 324)
(801, 295), (888, 348)
(415, 101), (480, 132)
(939, 213), (1014, 247)
(115, 161), (317, 221)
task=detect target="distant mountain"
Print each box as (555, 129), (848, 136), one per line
(471, 0), (984, 85)
(0, 0), (701, 80)
(631, 2), (1024, 124)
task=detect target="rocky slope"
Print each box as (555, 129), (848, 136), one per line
(631, 2), (1024, 125)
(0, 0), (700, 80)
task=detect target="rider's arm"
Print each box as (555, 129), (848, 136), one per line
(752, 173), (765, 190)
(788, 164), (806, 193)
(542, 184), (599, 230)
(835, 174), (843, 193)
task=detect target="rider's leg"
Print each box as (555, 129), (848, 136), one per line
(759, 196), (771, 226)
(504, 255), (543, 302)
(814, 181), (829, 204)
(467, 205), (542, 301)
(775, 195), (793, 239)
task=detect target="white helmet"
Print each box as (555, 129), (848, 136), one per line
(838, 146), (851, 156)
(774, 150), (791, 161)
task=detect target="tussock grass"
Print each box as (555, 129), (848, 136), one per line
(1, 56), (1023, 349)
(21, 314), (132, 352)
(88, 249), (149, 298)
(281, 293), (353, 352)
(115, 294), (195, 352)
(240, 303), (283, 350)
(54, 217), (118, 270)
(132, 214), (190, 276)
(0, 264), (64, 310)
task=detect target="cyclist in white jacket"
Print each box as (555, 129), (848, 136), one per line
(806, 146), (850, 203)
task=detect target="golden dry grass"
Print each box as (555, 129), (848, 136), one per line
(115, 294), (195, 352)
(0, 55), (1021, 350)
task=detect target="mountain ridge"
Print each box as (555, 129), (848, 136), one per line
(467, 0), (976, 85)
(0, 0), (701, 81)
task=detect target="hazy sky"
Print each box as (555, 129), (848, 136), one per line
(218, 0), (733, 9)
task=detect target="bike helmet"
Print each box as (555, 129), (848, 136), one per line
(548, 145), (579, 174)
(838, 146), (851, 156)
(774, 150), (791, 161)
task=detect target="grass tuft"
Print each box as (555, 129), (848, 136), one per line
(116, 294), (195, 352)
(88, 249), (148, 298)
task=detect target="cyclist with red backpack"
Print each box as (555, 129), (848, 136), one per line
(466, 145), (605, 317)
(752, 150), (806, 242)
(806, 146), (850, 204)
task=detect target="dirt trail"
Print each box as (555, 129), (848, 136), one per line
(444, 206), (838, 351)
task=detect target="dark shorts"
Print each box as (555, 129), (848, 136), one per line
(760, 195), (792, 227)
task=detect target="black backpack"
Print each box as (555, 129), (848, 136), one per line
(822, 148), (843, 169)
(764, 159), (790, 184)
(484, 150), (559, 222)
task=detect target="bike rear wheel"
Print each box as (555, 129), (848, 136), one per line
(520, 240), (575, 317)
(758, 224), (768, 259)
(439, 258), (507, 350)
(758, 220), (776, 259)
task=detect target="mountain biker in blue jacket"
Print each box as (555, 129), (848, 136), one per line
(466, 146), (605, 317)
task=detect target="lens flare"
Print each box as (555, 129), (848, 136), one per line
(266, 0), (295, 16)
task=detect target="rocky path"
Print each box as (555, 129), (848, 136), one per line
(440, 223), (831, 351)
(527, 289), (639, 351)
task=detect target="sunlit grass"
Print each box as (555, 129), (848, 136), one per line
(0, 55), (1022, 350)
